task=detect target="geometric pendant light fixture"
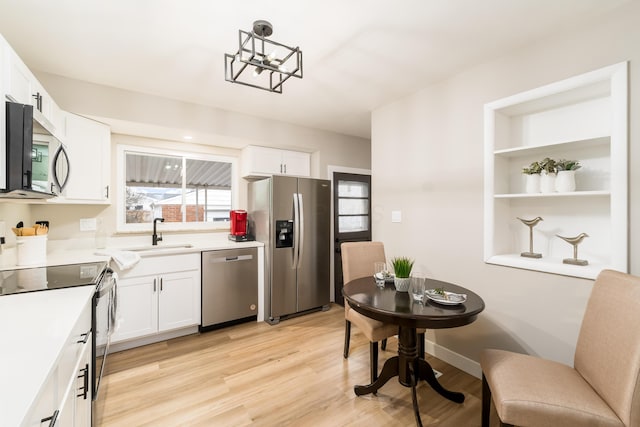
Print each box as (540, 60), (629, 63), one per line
(224, 20), (303, 94)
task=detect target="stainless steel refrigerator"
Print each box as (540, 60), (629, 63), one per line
(248, 175), (331, 324)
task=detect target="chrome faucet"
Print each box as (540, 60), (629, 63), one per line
(152, 217), (165, 245)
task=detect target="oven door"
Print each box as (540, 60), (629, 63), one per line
(93, 268), (117, 401)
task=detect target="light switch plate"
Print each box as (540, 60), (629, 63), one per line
(80, 218), (97, 232)
(391, 210), (402, 223)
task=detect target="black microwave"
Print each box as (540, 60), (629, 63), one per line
(2, 101), (58, 199)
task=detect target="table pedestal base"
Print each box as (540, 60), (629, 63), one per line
(354, 326), (465, 426)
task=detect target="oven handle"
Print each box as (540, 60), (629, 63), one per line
(96, 267), (116, 298)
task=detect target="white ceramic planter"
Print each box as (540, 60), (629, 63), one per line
(393, 277), (411, 292)
(556, 170), (576, 192)
(524, 174), (541, 194)
(540, 172), (557, 193)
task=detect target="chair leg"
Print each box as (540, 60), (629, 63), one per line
(343, 320), (351, 358)
(482, 374), (491, 427)
(370, 341), (379, 383)
(381, 338), (387, 351)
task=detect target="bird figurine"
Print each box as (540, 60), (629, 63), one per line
(517, 217), (544, 227)
(556, 233), (589, 265)
(517, 217), (544, 258)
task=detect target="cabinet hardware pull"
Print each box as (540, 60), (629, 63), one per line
(153, 278), (156, 292)
(41, 410), (59, 426)
(105, 185), (109, 198)
(284, 164), (287, 174)
(160, 277), (163, 291)
(77, 331), (90, 344)
(77, 363), (89, 399)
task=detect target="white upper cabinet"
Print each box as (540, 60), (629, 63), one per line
(3, 41), (61, 137)
(241, 145), (310, 178)
(483, 62), (628, 279)
(49, 112), (111, 204)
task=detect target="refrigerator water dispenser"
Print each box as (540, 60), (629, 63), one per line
(275, 220), (294, 248)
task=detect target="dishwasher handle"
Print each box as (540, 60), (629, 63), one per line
(208, 254), (254, 263)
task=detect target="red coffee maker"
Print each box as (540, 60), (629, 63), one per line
(229, 210), (252, 241)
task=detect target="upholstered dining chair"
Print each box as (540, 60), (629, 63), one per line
(341, 241), (426, 383)
(480, 269), (640, 427)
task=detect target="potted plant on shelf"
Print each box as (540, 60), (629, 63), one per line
(539, 157), (557, 193)
(391, 257), (414, 292)
(522, 161), (542, 194)
(555, 159), (581, 192)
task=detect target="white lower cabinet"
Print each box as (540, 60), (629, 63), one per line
(111, 253), (201, 343)
(23, 298), (92, 427)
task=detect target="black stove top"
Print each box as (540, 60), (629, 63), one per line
(0, 261), (108, 296)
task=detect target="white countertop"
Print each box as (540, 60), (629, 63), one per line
(0, 233), (263, 271)
(0, 286), (95, 427)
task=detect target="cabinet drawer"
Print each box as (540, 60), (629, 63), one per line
(114, 253), (200, 278)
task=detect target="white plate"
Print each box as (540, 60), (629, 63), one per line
(425, 289), (467, 305)
(373, 272), (395, 282)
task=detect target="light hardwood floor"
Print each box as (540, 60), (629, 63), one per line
(96, 304), (490, 426)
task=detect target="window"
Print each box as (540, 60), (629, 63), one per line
(117, 145), (238, 232)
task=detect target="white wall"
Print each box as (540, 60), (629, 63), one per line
(372, 2), (640, 375)
(18, 74), (371, 241)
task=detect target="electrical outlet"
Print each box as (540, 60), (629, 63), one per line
(391, 210), (402, 223)
(80, 218), (97, 232)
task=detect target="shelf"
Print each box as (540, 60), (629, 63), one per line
(484, 61), (628, 279)
(494, 190), (610, 199)
(486, 254), (609, 280)
(494, 136), (609, 158)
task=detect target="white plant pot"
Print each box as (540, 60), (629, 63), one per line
(393, 277), (411, 292)
(524, 174), (541, 194)
(540, 172), (557, 193)
(555, 170), (576, 192)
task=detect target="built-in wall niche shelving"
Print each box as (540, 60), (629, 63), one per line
(483, 62), (628, 279)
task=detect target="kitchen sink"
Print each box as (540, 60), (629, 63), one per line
(123, 243), (195, 252)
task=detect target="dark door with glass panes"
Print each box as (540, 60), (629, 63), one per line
(333, 172), (372, 305)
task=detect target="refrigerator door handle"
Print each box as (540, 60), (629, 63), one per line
(292, 192), (300, 269)
(297, 193), (304, 268)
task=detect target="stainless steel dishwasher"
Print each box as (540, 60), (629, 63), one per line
(201, 247), (258, 330)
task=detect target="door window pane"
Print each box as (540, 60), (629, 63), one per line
(337, 178), (370, 233)
(339, 215), (369, 233)
(338, 199), (368, 215)
(338, 180), (369, 197)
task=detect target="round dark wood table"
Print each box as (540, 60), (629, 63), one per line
(343, 276), (485, 427)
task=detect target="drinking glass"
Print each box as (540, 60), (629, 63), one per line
(374, 261), (387, 287)
(410, 274), (426, 302)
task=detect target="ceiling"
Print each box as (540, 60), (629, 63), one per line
(0, 0), (631, 139)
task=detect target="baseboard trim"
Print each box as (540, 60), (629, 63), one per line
(110, 326), (199, 353)
(424, 339), (482, 379)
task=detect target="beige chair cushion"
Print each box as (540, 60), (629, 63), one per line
(574, 270), (640, 427)
(345, 304), (398, 342)
(481, 349), (623, 427)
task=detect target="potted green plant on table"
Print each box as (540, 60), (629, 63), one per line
(522, 161), (542, 194)
(539, 157), (557, 193)
(391, 257), (414, 292)
(555, 159), (581, 192)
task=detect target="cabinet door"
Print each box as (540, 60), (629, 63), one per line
(5, 48), (34, 105)
(244, 145), (284, 176)
(22, 370), (57, 427)
(282, 150), (310, 176)
(74, 336), (92, 427)
(158, 270), (200, 332)
(59, 112), (111, 202)
(111, 276), (158, 342)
